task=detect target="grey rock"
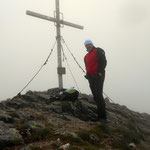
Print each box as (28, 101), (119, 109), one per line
(0, 110), (14, 123)
(79, 93), (95, 104)
(0, 121), (24, 148)
(5, 98), (29, 109)
(73, 100), (98, 121)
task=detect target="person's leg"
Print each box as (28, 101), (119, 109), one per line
(94, 75), (106, 120)
(88, 77), (97, 100)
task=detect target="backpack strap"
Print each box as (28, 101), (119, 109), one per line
(96, 47), (107, 74)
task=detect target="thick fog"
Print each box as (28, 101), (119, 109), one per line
(0, 0), (150, 114)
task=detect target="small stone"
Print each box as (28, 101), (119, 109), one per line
(59, 143), (70, 150)
(129, 143), (136, 149)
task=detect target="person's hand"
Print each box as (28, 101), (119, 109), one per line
(98, 73), (102, 76)
(84, 75), (88, 79)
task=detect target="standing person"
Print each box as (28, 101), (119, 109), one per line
(84, 40), (107, 121)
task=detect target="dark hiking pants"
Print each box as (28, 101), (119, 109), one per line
(88, 74), (106, 120)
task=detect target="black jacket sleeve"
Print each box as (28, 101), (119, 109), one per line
(96, 47), (107, 74)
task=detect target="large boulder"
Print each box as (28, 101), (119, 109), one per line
(0, 121), (24, 148)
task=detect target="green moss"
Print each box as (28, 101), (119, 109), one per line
(31, 128), (52, 141)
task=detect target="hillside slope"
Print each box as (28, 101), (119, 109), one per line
(0, 88), (150, 150)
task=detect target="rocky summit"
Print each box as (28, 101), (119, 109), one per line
(0, 88), (150, 150)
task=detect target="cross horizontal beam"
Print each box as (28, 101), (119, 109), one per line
(26, 10), (84, 30)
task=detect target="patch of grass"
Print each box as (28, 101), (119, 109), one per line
(99, 124), (110, 134)
(83, 145), (100, 150)
(111, 125), (142, 150)
(77, 128), (102, 147)
(137, 143), (150, 150)
(59, 134), (82, 145)
(123, 130), (140, 144)
(90, 124), (110, 138)
(126, 119), (137, 131)
(30, 146), (41, 150)
(69, 146), (82, 150)
(9, 111), (20, 118)
(11, 137), (24, 146)
(54, 130), (100, 149)
(13, 120), (54, 144)
(111, 139), (130, 150)
(113, 126), (141, 144)
(61, 102), (74, 114)
(31, 128), (52, 142)
(78, 130), (90, 142)
(70, 144), (100, 150)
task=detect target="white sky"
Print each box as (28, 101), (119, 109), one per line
(0, 0), (150, 114)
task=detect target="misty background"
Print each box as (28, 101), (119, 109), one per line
(0, 0), (150, 114)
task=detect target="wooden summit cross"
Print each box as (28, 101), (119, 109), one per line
(26, 0), (84, 89)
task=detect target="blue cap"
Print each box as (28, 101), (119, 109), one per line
(84, 40), (93, 46)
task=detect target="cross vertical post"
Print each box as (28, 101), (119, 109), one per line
(55, 0), (63, 89)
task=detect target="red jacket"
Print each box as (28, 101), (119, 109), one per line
(84, 47), (107, 76)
